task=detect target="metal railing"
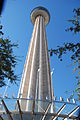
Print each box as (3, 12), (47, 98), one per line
(0, 97), (79, 120)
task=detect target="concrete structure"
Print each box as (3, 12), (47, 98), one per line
(18, 6), (53, 111)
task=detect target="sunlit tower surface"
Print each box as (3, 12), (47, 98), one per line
(18, 6), (53, 111)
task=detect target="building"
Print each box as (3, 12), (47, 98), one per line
(17, 6), (54, 112)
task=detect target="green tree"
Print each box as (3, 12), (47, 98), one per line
(0, 23), (18, 87)
(49, 8), (80, 101)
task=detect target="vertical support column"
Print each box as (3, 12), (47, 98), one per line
(39, 16), (43, 100)
(39, 16), (51, 101)
(26, 16), (40, 111)
(44, 25), (52, 100)
(17, 16), (39, 110)
(39, 16), (46, 100)
(38, 16), (51, 112)
(39, 16), (47, 100)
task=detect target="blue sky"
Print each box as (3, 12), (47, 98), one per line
(0, 0), (80, 104)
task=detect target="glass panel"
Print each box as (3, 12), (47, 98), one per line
(60, 103), (78, 116)
(3, 98), (17, 111)
(35, 99), (50, 112)
(18, 99), (33, 112)
(1, 114), (8, 120)
(0, 98), (79, 120)
(52, 101), (64, 113)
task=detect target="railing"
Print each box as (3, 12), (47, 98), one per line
(0, 98), (79, 120)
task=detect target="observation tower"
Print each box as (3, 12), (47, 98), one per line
(18, 6), (54, 111)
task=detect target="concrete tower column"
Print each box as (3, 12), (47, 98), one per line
(17, 6), (54, 112)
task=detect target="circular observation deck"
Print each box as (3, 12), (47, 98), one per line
(31, 6), (50, 25)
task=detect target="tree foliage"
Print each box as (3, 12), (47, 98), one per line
(65, 8), (80, 33)
(49, 8), (80, 101)
(0, 23), (18, 87)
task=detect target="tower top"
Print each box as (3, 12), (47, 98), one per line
(31, 6), (50, 25)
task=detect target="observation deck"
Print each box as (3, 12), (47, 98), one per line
(31, 6), (50, 25)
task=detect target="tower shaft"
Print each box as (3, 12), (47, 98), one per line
(18, 7), (53, 111)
